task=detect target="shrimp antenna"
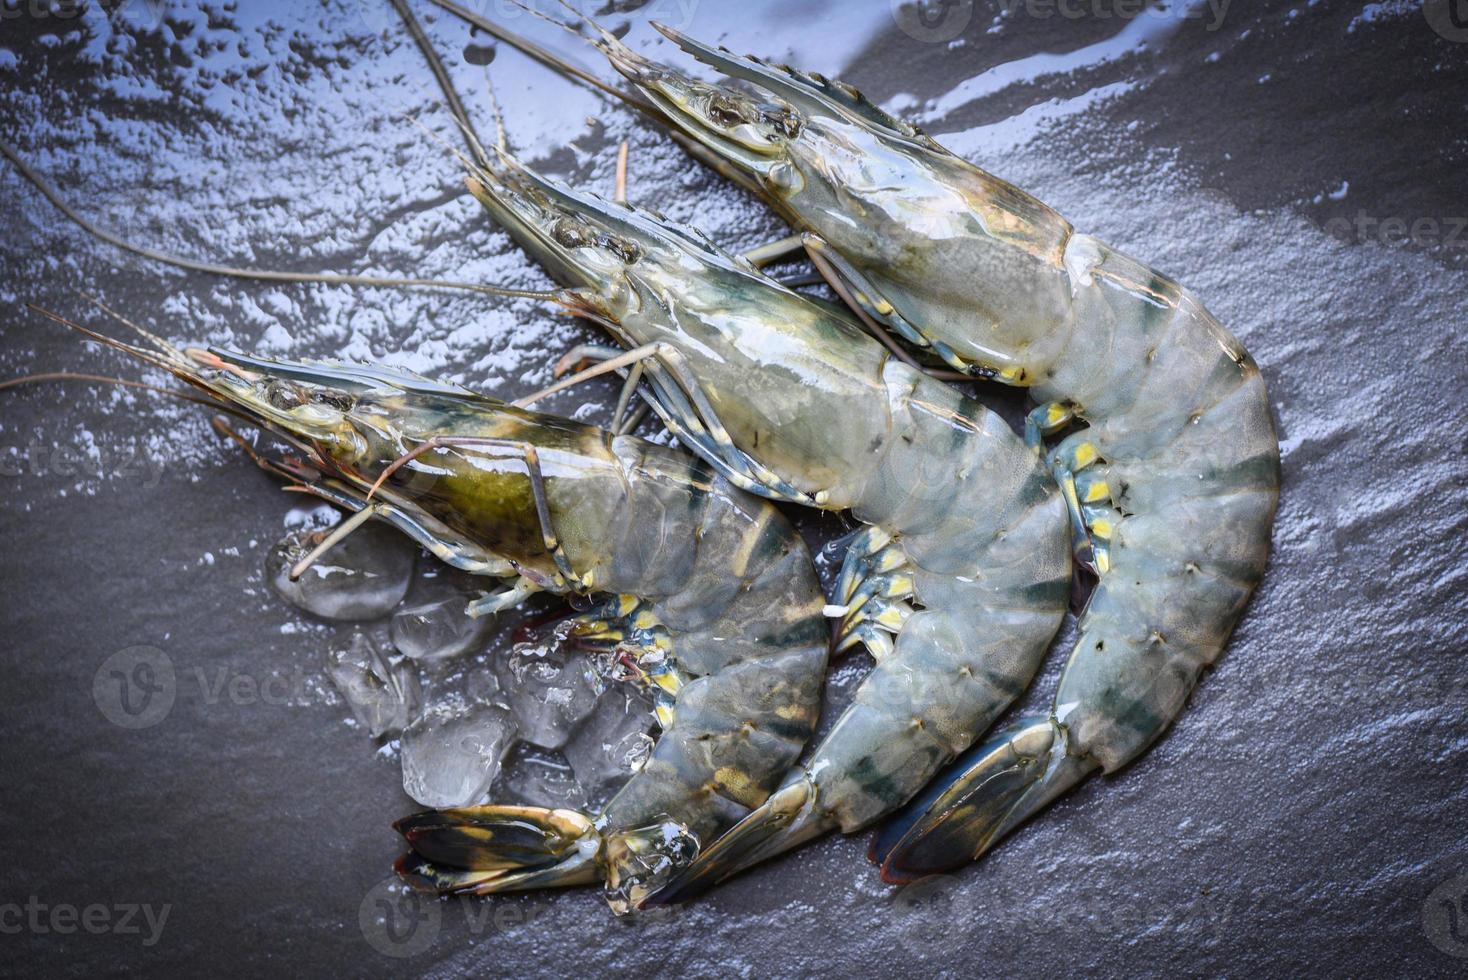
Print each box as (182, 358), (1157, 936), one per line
(26, 303), (175, 375)
(390, 0), (492, 169)
(426, 0), (656, 116)
(509, 0), (588, 42)
(483, 65), (510, 153)
(0, 371), (226, 413)
(0, 140), (561, 304)
(78, 291), (192, 368)
(400, 111), (484, 179)
(393, 0), (504, 174)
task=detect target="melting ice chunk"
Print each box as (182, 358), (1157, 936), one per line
(267, 522), (414, 621)
(400, 701), (518, 807)
(493, 644), (604, 750)
(563, 688), (656, 807)
(391, 596), (492, 663)
(326, 631), (420, 738)
(497, 744), (588, 810)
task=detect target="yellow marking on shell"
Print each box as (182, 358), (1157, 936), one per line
(1089, 518), (1113, 540)
(726, 508), (773, 579)
(651, 671), (682, 696)
(864, 630), (895, 660)
(997, 364), (1027, 383)
(633, 610), (660, 631)
(713, 767), (764, 807)
(887, 574), (914, 597)
(875, 548), (907, 574)
(875, 603), (909, 630)
(872, 297), (895, 316)
(616, 594), (639, 616)
(1059, 476), (1082, 511)
(1073, 442), (1099, 468)
(581, 569), (595, 589)
(1083, 480), (1110, 503)
(1045, 403), (1069, 426)
(814, 489), (830, 505)
(1095, 551), (1110, 574)
(655, 703), (676, 727)
(775, 701), (810, 721)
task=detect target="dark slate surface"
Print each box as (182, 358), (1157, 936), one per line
(1, 1), (1464, 976)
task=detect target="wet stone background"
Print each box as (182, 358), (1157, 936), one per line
(1, 0), (1465, 976)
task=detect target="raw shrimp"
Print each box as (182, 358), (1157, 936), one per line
(392, 3), (1071, 892)
(471, 13), (1281, 880)
(17, 307), (829, 912)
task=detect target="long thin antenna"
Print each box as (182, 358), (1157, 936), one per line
(483, 66), (511, 153)
(392, 0), (491, 168)
(79, 291), (190, 367)
(26, 303), (173, 374)
(426, 0), (657, 116)
(0, 371), (220, 412)
(0, 139), (558, 302)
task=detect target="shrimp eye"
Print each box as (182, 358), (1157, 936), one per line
(761, 107), (802, 138)
(601, 235), (642, 264)
(264, 380), (306, 410)
(553, 218), (589, 249)
(313, 390), (354, 411)
(707, 94), (749, 128)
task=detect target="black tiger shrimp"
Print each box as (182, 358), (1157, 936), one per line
(10, 308), (830, 913)
(376, 1), (1071, 900)
(450, 6), (1281, 882)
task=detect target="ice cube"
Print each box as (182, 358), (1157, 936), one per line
(496, 744), (588, 810)
(326, 631), (420, 738)
(563, 688), (656, 807)
(493, 643), (604, 750)
(390, 596), (493, 663)
(267, 522), (414, 621)
(400, 701), (518, 807)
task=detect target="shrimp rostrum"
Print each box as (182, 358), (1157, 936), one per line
(500, 17), (1282, 880)
(27, 308), (829, 913)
